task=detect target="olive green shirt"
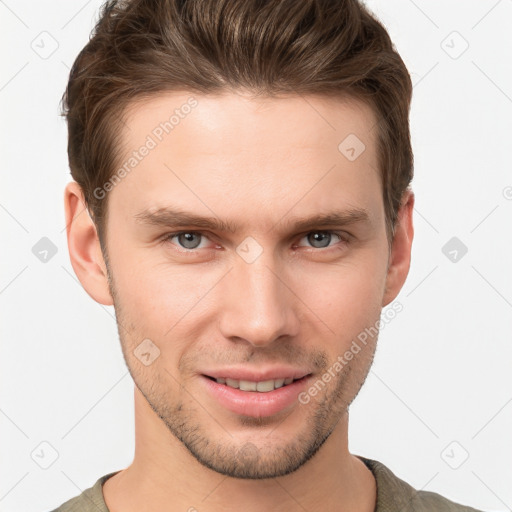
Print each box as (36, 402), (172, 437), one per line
(50, 456), (482, 511)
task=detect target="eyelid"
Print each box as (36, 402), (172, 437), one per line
(294, 230), (351, 248)
(161, 230), (219, 251)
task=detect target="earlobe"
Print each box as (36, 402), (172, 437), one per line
(64, 181), (114, 306)
(382, 189), (415, 308)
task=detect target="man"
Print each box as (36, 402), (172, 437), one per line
(53, 0), (482, 510)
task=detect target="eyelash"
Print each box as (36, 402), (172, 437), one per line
(160, 230), (351, 253)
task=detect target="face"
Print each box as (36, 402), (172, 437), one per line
(98, 91), (397, 478)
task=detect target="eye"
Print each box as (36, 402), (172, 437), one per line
(161, 229), (350, 253)
(296, 230), (349, 249)
(163, 231), (213, 250)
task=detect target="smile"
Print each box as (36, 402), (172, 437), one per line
(208, 376), (302, 392)
(201, 374), (312, 417)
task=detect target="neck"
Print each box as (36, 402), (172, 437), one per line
(103, 386), (376, 512)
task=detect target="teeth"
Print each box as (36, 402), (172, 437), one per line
(239, 380), (257, 391)
(226, 378), (239, 388)
(215, 377), (297, 392)
(274, 378), (285, 389)
(256, 380), (275, 392)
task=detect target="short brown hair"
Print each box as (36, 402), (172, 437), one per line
(62, 0), (413, 249)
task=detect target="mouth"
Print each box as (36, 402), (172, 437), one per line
(203, 375), (310, 392)
(200, 372), (313, 418)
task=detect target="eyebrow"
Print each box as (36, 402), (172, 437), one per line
(133, 206), (371, 234)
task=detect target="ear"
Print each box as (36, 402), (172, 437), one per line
(64, 181), (113, 306)
(382, 188), (414, 308)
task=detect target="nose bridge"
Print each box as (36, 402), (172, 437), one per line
(218, 247), (298, 347)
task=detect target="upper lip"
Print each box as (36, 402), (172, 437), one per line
(201, 366), (312, 382)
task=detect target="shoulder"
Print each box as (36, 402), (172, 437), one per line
(49, 471), (120, 512)
(357, 456), (483, 512)
(409, 489), (483, 511)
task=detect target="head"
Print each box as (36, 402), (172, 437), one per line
(64, 0), (414, 479)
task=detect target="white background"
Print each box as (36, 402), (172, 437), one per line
(1, 1), (511, 511)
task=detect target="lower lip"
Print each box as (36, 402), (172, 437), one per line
(201, 375), (310, 418)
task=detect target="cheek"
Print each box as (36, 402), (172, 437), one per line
(292, 257), (386, 340)
(115, 262), (219, 361)
(120, 259), (201, 314)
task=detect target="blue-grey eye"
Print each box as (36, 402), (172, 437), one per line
(176, 232), (202, 249)
(307, 231), (333, 248)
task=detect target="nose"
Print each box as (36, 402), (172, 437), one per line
(218, 252), (300, 348)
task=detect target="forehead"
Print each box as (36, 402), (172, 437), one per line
(121, 90), (378, 155)
(109, 90), (382, 232)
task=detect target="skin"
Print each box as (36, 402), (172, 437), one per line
(65, 90), (414, 512)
